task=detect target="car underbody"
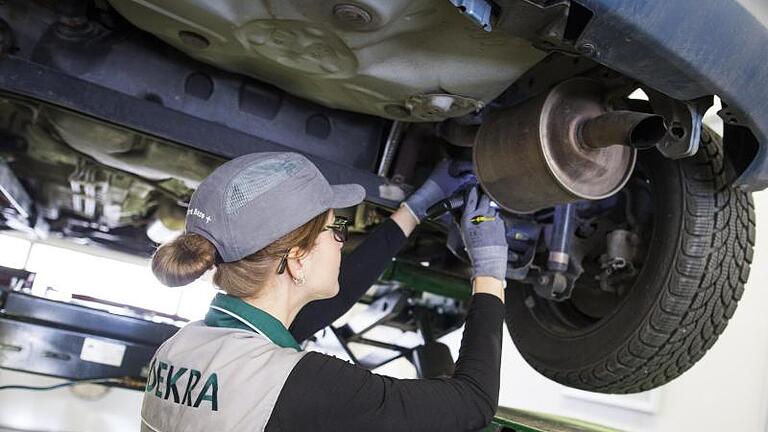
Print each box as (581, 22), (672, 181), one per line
(0, 0), (762, 394)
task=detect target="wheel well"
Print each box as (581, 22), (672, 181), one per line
(723, 123), (760, 182)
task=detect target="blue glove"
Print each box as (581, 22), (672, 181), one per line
(403, 159), (475, 222)
(460, 186), (508, 282)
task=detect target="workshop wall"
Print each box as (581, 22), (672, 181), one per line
(0, 368), (143, 431)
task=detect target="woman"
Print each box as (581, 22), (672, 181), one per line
(141, 152), (508, 432)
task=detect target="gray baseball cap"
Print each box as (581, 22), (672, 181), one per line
(185, 152), (365, 262)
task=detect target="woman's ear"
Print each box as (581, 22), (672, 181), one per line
(285, 246), (306, 282)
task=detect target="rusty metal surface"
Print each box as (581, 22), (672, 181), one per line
(474, 78), (636, 213)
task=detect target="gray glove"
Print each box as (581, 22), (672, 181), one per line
(459, 186), (508, 282)
(403, 159), (475, 222)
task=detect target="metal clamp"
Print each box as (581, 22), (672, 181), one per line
(646, 88), (713, 159)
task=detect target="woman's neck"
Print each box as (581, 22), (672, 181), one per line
(242, 281), (306, 330)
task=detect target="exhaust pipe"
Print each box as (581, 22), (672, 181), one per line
(580, 111), (665, 150)
(474, 78), (666, 213)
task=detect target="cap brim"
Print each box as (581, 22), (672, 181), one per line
(329, 183), (366, 209)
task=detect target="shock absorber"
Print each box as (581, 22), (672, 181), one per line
(548, 203), (576, 272)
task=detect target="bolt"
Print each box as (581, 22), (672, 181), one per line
(524, 296), (535, 308)
(577, 43), (596, 56)
(670, 121), (686, 139)
(513, 232), (529, 241)
(333, 4), (373, 28)
(538, 275), (550, 285)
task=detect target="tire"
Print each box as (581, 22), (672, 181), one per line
(505, 127), (756, 393)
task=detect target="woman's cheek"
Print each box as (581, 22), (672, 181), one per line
(332, 252), (341, 283)
(330, 247), (342, 295)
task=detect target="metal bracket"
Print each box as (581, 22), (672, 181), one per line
(646, 89), (713, 159)
(533, 270), (575, 301)
(448, 0), (494, 31)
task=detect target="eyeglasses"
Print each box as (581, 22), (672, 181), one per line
(323, 216), (350, 243)
(276, 216), (350, 274)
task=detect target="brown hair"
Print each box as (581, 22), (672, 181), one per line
(151, 211), (330, 298)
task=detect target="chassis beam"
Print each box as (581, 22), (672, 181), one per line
(0, 56), (399, 208)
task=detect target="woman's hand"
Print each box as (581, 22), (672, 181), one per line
(402, 159), (475, 223)
(459, 186), (508, 290)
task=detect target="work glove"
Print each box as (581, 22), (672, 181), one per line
(403, 159), (475, 222)
(460, 186), (508, 282)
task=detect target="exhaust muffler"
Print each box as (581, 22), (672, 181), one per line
(474, 78), (665, 213)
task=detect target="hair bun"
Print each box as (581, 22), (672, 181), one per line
(151, 233), (216, 287)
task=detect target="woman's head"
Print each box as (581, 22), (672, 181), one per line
(150, 151), (364, 301)
(152, 209), (341, 300)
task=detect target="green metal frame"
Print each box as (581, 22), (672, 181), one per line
(487, 407), (623, 432)
(380, 260), (472, 300)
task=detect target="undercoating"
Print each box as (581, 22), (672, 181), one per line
(107, 0), (547, 121)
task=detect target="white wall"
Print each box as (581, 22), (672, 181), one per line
(0, 369), (143, 431)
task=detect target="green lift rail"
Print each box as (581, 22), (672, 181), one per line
(487, 406), (623, 432)
(380, 260), (472, 300)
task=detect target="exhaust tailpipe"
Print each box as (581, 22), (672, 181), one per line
(580, 111), (666, 150)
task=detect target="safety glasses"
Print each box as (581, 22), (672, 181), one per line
(322, 216), (350, 243)
(276, 216), (350, 274)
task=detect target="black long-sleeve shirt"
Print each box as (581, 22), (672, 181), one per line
(289, 218), (409, 342)
(265, 218), (505, 431)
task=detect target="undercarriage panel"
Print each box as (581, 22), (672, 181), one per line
(107, 0), (547, 121)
